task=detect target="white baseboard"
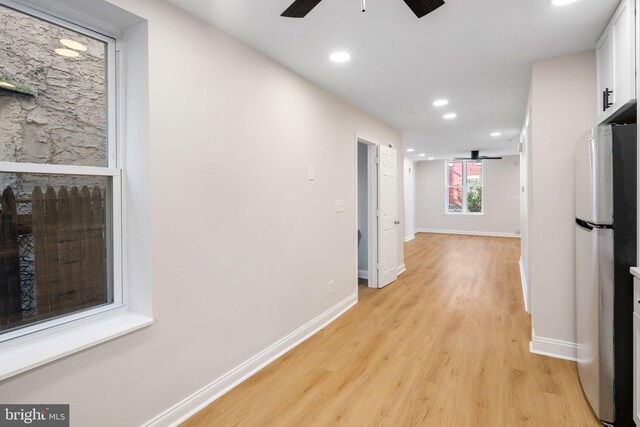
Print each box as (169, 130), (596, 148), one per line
(358, 269), (368, 279)
(404, 234), (415, 243)
(397, 264), (406, 275)
(143, 293), (358, 427)
(530, 333), (577, 361)
(519, 257), (530, 313)
(415, 228), (520, 238)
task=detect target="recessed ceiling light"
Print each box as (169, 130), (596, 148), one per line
(428, 157), (435, 160)
(551, 0), (579, 5)
(433, 99), (449, 107)
(443, 113), (457, 119)
(419, 153), (426, 157)
(491, 132), (502, 137)
(330, 52), (351, 63)
(60, 39), (87, 51)
(55, 48), (80, 58)
(406, 148), (415, 152)
(0, 81), (16, 89)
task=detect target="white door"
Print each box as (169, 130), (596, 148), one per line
(377, 144), (398, 288)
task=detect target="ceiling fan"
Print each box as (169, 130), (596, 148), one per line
(281, 0), (445, 19)
(454, 151), (503, 160)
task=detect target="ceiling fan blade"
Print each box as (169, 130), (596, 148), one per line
(402, 0), (445, 18)
(281, 0), (323, 17)
(478, 156), (503, 160)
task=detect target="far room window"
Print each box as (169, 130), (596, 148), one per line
(446, 160), (483, 214)
(0, 3), (121, 340)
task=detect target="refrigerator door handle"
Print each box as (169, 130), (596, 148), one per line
(576, 218), (595, 232)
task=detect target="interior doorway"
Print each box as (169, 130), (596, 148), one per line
(357, 142), (369, 287)
(356, 135), (378, 289)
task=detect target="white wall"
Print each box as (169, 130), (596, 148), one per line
(357, 143), (368, 273)
(527, 51), (596, 358)
(403, 157), (415, 240)
(414, 156), (521, 236)
(0, 0), (404, 425)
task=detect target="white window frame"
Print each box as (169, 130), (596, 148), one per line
(444, 160), (484, 215)
(0, 2), (124, 343)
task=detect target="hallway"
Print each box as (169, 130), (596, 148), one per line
(184, 234), (598, 426)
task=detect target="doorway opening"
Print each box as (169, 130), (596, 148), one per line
(356, 135), (378, 289)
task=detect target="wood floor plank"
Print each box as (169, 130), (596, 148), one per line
(183, 233), (599, 427)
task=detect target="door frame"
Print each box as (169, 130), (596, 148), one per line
(355, 133), (379, 289)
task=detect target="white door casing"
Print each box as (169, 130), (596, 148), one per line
(377, 144), (398, 288)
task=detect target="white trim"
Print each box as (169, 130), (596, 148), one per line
(397, 264), (406, 275)
(519, 257), (530, 313)
(0, 311), (153, 382)
(415, 228), (520, 238)
(530, 333), (577, 361)
(143, 293), (358, 427)
(0, 162), (120, 176)
(358, 269), (369, 280)
(404, 234), (415, 242)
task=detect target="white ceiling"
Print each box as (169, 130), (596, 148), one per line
(166, 0), (618, 159)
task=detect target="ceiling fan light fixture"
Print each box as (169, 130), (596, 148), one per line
(282, 0), (444, 18)
(330, 51), (351, 63)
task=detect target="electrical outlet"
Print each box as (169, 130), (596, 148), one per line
(334, 200), (344, 212)
(328, 280), (335, 295)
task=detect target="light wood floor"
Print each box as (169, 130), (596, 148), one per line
(184, 233), (599, 426)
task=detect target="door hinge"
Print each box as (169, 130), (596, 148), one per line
(376, 263), (380, 270)
(376, 210), (380, 217)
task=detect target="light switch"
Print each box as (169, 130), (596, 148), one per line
(334, 200), (344, 212)
(308, 166), (315, 181)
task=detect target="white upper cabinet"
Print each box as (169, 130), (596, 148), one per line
(596, 0), (637, 123)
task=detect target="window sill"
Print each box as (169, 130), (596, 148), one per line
(444, 212), (484, 216)
(0, 311), (153, 382)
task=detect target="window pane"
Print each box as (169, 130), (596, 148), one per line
(466, 161), (483, 213)
(0, 5), (108, 166)
(0, 173), (112, 333)
(447, 162), (463, 212)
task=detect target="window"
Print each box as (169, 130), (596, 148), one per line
(446, 160), (483, 214)
(0, 3), (121, 340)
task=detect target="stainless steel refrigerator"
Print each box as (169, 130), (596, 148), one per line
(575, 124), (636, 427)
